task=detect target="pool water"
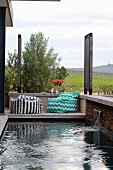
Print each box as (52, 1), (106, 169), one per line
(0, 122), (113, 170)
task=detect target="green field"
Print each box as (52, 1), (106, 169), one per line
(64, 71), (113, 93)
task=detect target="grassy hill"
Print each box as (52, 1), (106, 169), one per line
(67, 64), (113, 74)
(64, 65), (113, 93)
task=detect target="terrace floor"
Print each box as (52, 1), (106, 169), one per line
(0, 114), (8, 138)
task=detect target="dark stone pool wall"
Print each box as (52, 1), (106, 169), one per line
(79, 95), (113, 133)
(86, 100), (113, 133)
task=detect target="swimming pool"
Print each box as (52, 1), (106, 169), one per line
(0, 122), (113, 170)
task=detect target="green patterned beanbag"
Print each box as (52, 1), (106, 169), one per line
(59, 91), (80, 98)
(46, 92), (79, 113)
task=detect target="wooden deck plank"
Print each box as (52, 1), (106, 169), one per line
(0, 115), (8, 138)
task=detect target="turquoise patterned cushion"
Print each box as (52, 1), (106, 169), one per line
(59, 92), (80, 98)
(46, 92), (79, 113)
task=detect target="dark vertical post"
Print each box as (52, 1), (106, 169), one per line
(84, 33), (93, 95)
(89, 34), (93, 95)
(84, 36), (88, 94)
(0, 7), (6, 113)
(17, 34), (22, 93)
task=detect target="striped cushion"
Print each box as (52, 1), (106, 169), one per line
(10, 98), (43, 114)
(18, 95), (37, 100)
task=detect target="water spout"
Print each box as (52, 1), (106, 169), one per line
(94, 109), (102, 128)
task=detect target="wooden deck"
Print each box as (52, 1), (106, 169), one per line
(0, 115), (8, 139)
(8, 112), (85, 120)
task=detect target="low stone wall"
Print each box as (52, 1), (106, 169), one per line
(8, 92), (58, 112)
(79, 94), (113, 133)
(86, 100), (113, 132)
(8, 93), (113, 133)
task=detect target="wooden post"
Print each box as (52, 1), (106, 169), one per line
(84, 33), (93, 95)
(17, 34), (22, 93)
(0, 7), (6, 113)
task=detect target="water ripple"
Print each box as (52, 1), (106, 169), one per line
(0, 122), (112, 170)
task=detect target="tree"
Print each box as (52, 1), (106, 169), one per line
(55, 66), (69, 79)
(5, 32), (69, 93)
(22, 32), (61, 92)
(5, 50), (18, 91)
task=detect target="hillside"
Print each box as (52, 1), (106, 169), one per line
(67, 64), (113, 74)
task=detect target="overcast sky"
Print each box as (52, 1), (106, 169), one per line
(6, 0), (113, 68)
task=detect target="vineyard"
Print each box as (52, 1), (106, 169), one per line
(64, 71), (113, 93)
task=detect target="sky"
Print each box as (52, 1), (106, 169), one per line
(6, 0), (113, 68)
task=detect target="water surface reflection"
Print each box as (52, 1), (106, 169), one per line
(0, 122), (113, 170)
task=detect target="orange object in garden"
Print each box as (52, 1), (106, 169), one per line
(51, 79), (64, 86)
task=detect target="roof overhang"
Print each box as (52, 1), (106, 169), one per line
(0, 0), (60, 27)
(12, 0), (60, 1)
(0, 0), (13, 27)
